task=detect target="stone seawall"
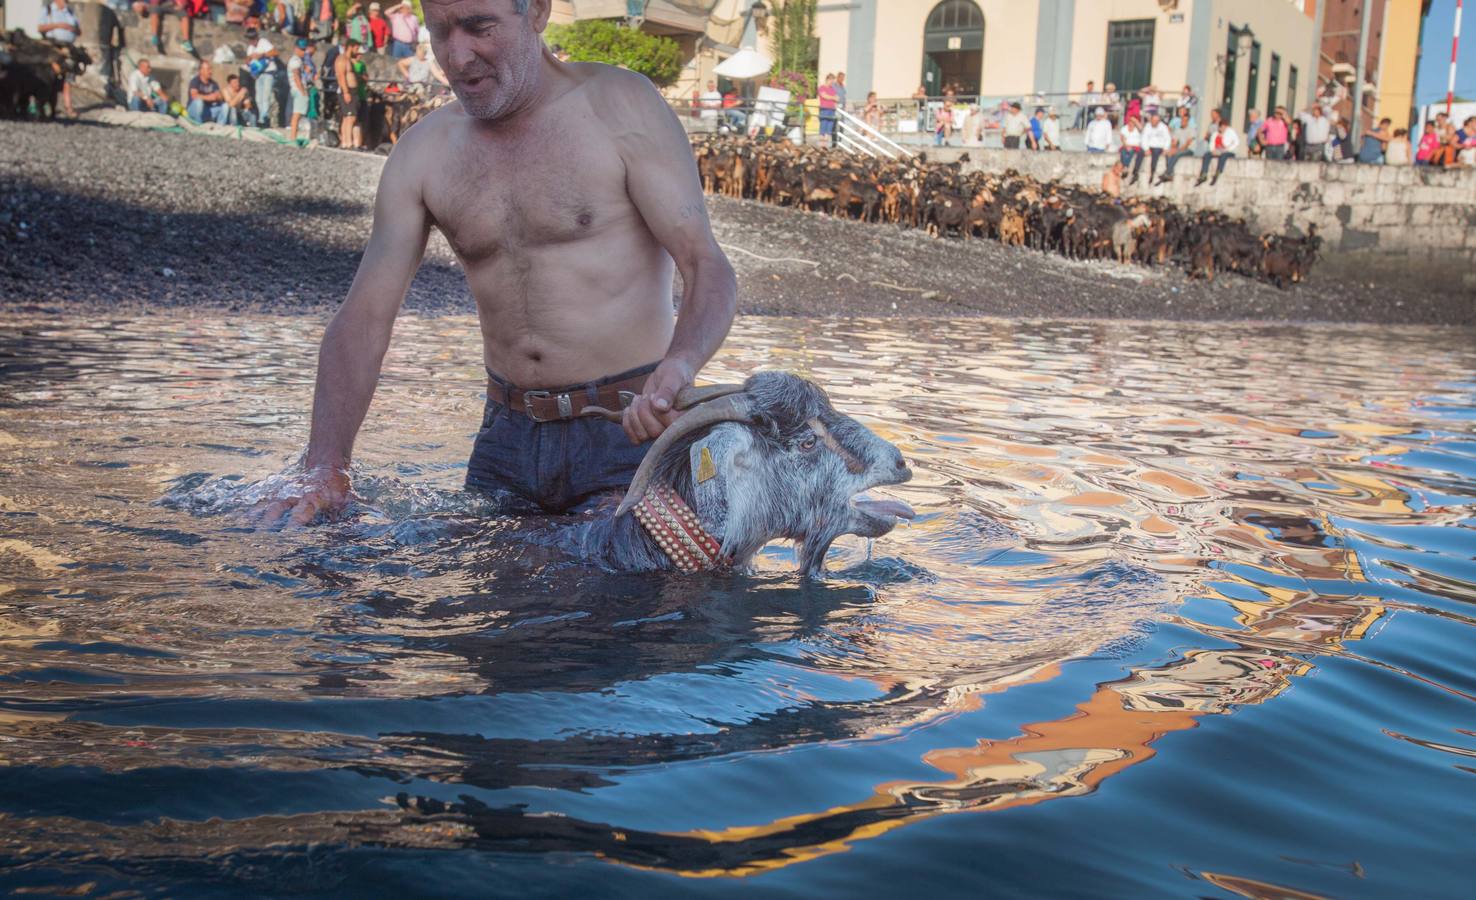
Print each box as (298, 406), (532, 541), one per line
(927, 147), (1476, 290)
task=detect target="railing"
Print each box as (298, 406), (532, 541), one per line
(834, 106), (907, 159)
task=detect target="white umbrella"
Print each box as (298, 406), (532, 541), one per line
(714, 46), (773, 81)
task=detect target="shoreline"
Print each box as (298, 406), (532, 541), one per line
(3, 119), (1472, 327)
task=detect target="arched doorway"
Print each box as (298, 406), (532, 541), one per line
(921, 0), (984, 96)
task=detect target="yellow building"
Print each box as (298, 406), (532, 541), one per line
(819, 0), (1322, 127)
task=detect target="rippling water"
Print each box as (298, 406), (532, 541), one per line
(1, 314), (1473, 897)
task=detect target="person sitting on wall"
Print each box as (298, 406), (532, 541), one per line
(187, 60), (230, 124)
(1196, 111), (1241, 186)
(126, 57), (171, 112)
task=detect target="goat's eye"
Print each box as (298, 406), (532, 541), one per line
(798, 435), (818, 452)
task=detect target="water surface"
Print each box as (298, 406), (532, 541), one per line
(1, 315), (1473, 897)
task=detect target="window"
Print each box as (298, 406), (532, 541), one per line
(1245, 40), (1260, 128)
(1220, 25), (1239, 119)
(1288, 65), (1298, 112)
(1105, 19), (1155, 94)
(1268, 52), (1280, 113)
(922, 0), (984, 95)
(926, 0), (983, 31)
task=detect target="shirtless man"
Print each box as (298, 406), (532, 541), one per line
(260, 0), (736, 526)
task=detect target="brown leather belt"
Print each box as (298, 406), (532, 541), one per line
(491, 372), (650, 423)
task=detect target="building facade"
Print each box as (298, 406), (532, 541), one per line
(1316, 0), (1427, 132)
(819, 0), (1323, 127)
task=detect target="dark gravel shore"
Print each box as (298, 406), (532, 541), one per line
(2, 119), (1471, 325)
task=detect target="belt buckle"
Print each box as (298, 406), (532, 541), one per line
(523, 390), (573, 422)
(618, 390), (637, 409)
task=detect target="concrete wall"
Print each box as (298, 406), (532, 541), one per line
(931, 147), (1476, 288)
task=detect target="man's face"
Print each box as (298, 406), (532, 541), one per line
(200, 62), (212, 81)
(424, 0), (546, 120)
(1150, 113), (1160, 125)
(1105, 83), (1115, 93)
(139, 61), (151, 76)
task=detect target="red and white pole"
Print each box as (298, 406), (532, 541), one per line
(1449, 0), (1463, 115)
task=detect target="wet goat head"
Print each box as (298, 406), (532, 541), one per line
(613, 371), (914, 576)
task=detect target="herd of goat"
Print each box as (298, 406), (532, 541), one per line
(692, 135), (1323, 287)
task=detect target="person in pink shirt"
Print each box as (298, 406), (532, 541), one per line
(386, 1), (419, 59)
(1258, 108), (1289, 159)
(1415, 123), (1441, 165)
(817, 72), (838, 146)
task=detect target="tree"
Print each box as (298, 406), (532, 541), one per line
(543, 19), (685, 87)
(767, 0), (817, 83)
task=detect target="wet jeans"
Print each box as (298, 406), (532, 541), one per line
(465, 363), (657, 513)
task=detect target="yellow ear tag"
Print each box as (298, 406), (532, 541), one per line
(696, 446), (718, 483)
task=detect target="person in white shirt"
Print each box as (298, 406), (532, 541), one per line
(1085, 107), (1113, 153)
(1001, 101), (1029, 149)
(1301, 105), (1332, 160)
(1118, 115), (1143, 178)
(1197, 114), (1241, 185)
(245, 26), (281, 128)
(1139, 111), (1172, 184)
(1073, 79), (1100, 129)
(1041, 109), (1061, 150)
(126, 57), (169, 112)
(698, 79), (721, 123)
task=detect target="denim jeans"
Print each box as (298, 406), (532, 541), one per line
(1163, 148), (1193, 175)
(1264, 144), (1287, 160)
(390, 39), (415, 58)
(466, 363), (657, 513)
(1200, 151), (1232, 177)
(254, 71), (278, 127)
(187, 98), (229, 124)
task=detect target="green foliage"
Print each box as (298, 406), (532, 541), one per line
(767, 0), (817, 87)
(543, 20), (685, 87)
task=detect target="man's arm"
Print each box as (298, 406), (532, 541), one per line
(600, 71), (737, 443)
(256, 129), (431, 526)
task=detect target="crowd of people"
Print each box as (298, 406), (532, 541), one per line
(107, 2), (449, 148)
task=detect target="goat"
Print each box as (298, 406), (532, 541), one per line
(573, 372), (914, 577)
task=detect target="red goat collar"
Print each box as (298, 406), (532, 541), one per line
(632, 485), (730, 573)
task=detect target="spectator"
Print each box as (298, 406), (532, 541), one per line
(818, 73), (839, 145)
(222, 72), (255, 125)
(1428, 122), (1462, 167)
(835, 71), (847, 110)
(37, 0), (81, 117)
(1457, 122), (1476, 166)
(1384, 127), (1412, 165)
(387, 2), (418, 58)
(932, 87), (956, 146)
(1415, 120), (1441, 164)
(863, 91), (881, 130)
(1259, 107), (1289, 159)
(320, 27), (346, 125)
(1357, 117), (1392, 164)
(246, 25), (281, 128)
(397, 41), (445, 92)
(345, 2), (372, 47)
(187, 59), (229, 124)
(1102, 81), (1121, 125)
(722, 89), (745, 130)
(125, 57), (170, 112)
(699, 79), (721, 123)
(1156, 106), (1197, 184)
(337, 39), (367, 149)
(1101, 160), (1123, 198)
(307, 0), (337, 42)
(1139, 84), (1161, 120)
(1073, 79), (1100, 129)
(1301, 105), (1332, 161)
(367, 3), (390, 53)
(1125, 93), (1141, 126)
(1027, 106), (1044, 150)
(1041, 108), (1061, 150)
(1175, 83), (1197, 121)
(84, 0), (126, 106)
(1196, 114), (1240, 186)
(1318, 79), (1347, 121)
(1244, 108), (1263, 154)
(288, 38), (313, 144)
(1140, 111), (1170, 183)
(1001, 101), (1028, 149)
(270, 0), (297, 35)
(1084, 107), (1112, 153)
(1118, 114), (1143, 177)
(130, 0), (205, 56)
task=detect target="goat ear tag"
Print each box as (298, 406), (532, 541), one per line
(696, 446), (718, 484)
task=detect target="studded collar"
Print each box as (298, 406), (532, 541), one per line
(632, 484), (731, 573)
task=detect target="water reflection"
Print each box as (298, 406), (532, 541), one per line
(0, 315), (1473, 896)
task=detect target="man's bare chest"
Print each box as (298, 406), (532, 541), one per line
(423, 127), (633, 264)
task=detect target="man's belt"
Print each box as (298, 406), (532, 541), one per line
(493, 372), (649, 423)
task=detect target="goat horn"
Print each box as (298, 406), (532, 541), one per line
(616, 394), (755, 516)
(674, 383), (746, 410)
